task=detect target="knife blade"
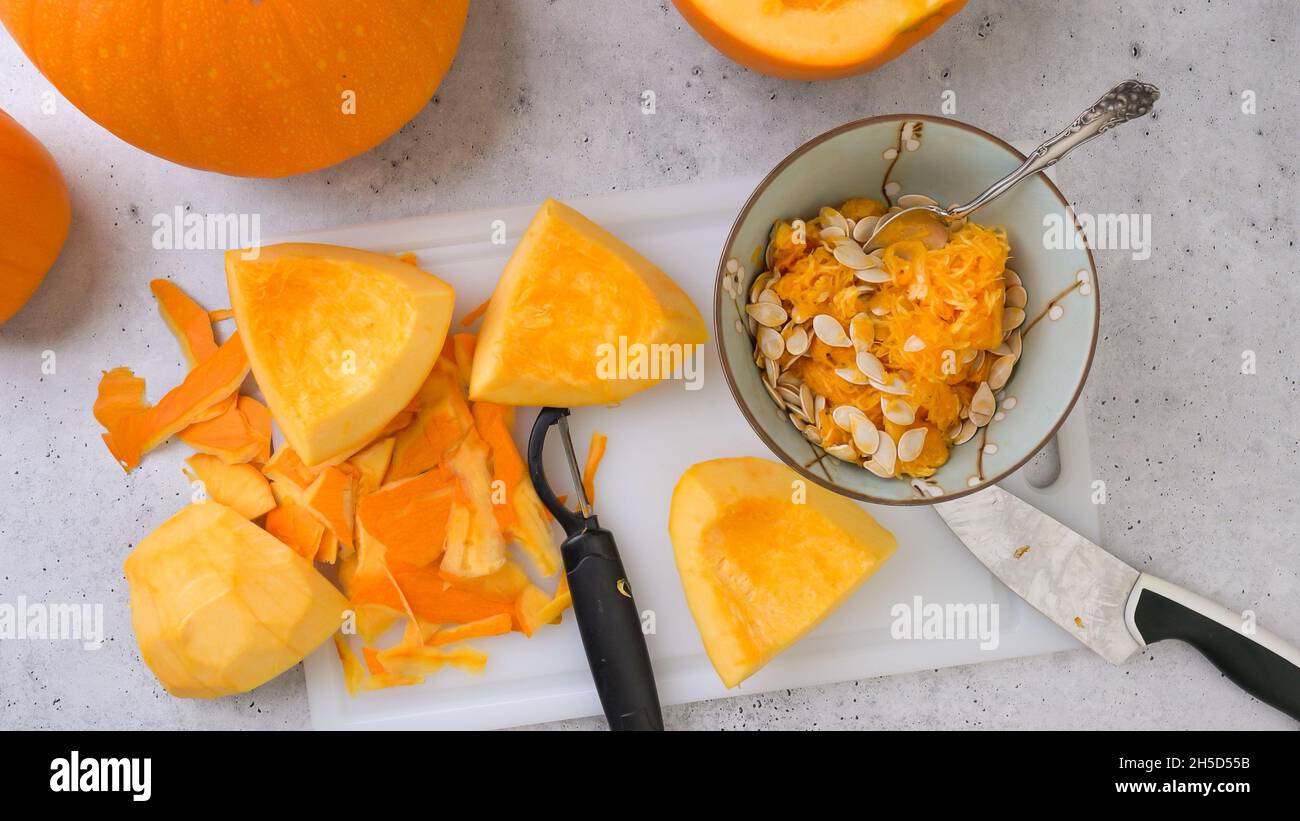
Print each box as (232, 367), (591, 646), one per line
(936, 485), (1300, 720)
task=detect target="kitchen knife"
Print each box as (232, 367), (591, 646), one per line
(935, 485), (1300, 720)
(527, 407), (664, 731)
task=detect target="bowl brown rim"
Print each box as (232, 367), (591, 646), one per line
(713, 113), (1100, 507)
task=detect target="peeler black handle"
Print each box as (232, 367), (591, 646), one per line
(527, 407), (664, 731)
(562, 526), (664, 731)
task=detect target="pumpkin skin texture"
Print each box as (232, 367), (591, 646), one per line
(0, 0), (469, 177)
(469, 199), (708, 407)
(672, 0), (967, 80)
(0, 108), (69, 325)
(226, 243), (455, 467)
(124, 501), (349, 698)
(669, 457), (897, 687)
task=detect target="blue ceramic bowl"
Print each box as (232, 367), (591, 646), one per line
(715, 115), (1098, 505)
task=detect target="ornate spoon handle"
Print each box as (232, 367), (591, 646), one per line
(950, 80), (1160, 219)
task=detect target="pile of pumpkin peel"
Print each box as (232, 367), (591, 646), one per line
(98, 255), (588, 698)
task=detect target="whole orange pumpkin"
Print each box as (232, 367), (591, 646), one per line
(0, 109), (70, 326)
(0, 0), (470, 177)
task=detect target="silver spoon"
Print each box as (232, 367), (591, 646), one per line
(865, 80), (1160, 250)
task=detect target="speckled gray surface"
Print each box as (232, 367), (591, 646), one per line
(1, 0), (1296, 730)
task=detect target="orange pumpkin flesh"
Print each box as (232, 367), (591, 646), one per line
(150, 279), (218, 366)
(670, 457), (897, 687)
(227, 243), (455, 467)
(672, 0), (966, 80)
(470, 199), (708, 407)
(0, 0), (470, 177)
(183, 455), (276, 521)
(0, 108), (69, 325)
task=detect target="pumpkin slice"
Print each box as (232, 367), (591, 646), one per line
(355, 468), (457, 567)
(150, 279), (217, 366)
(124, 502), (348, 698)
(226, 243), (455, 466)
(183, 454), (275, 520)
(469, 199), (707, 406)
(672, 0), (967, 80)
(669, 457), (897, 688)
(100, 332), (250, 471)
(471, 401), (561, 577)
(179, 396), (270, 464)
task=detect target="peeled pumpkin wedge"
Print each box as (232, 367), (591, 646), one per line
(673, 0), (966, 80)
(226, 243), (455, 466)
(124, 502), (348, 698)
(669, 457), (897, 688)
(469, 199), (707, 407)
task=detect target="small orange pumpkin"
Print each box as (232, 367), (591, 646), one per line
(0, 108), (69, 325)
(672, 0), (967, 80)
(0, 0), (470, 177)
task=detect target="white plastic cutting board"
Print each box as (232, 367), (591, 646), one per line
(292, 178), (1101, 730)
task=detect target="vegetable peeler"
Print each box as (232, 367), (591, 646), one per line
(527, 407), (664, 731)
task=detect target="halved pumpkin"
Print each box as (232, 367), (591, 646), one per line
(226, 243), (455, 466)
(672, 0), (967, 80)
(124, 501), (348, 698)
(469, 199), (707, 407)
(669, 457), (897, 688)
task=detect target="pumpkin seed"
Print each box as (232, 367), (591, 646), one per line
(897, 193), (938, 209)
(777, 384), (801, 406)
(819, 207), (849, 235)
(881, 396), (916, 426)
(745, 301), (787, 327)
(851, 415), (879, 455)
(1002, 306), (1026, 331)
(803, 426), (822, 445)
(789, 412), (808, 431)
(819, 226), (847, 242)
(835, 367), (871, 385)
(865, 432), (897, 476)
(832, 241), (877, 271)
(1005, 285), (1027, 309)
(988, 354), (1017, 391)
(969, 381), (996, 427)
(849, 313), (873, 350)
(832, 404), (867, 431)
(757, 288), (780, 305)
(812, 314), (852, 347)
(815, 393), (827, 419)
(790, 303), (810, 324)
(748, 271), (772, 303)
(799, 384), (815, 422)
(953, 419), (978, 445)
(758, 326), (785, 360)
(855, 350), (886, 383)
(1004, 268), (1022, 287)
(855, 264), (892, 284)
(852, 216), (880, 243)
(764, 356), (780, 388)
(896, 427), (927, 462)
(763, 379), (784, 409)
(871, 374), (910, 396)
(784, 324), (810, 357)
(992, 329), (1022, 359)
(903, 334), (926, 352)
(825, 443), (858, 462)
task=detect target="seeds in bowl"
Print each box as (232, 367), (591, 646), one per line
(743, 196), (1021, 480)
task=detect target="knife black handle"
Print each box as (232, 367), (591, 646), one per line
(1129, 574), (1300, 721)
(562, 526), (664, 731)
